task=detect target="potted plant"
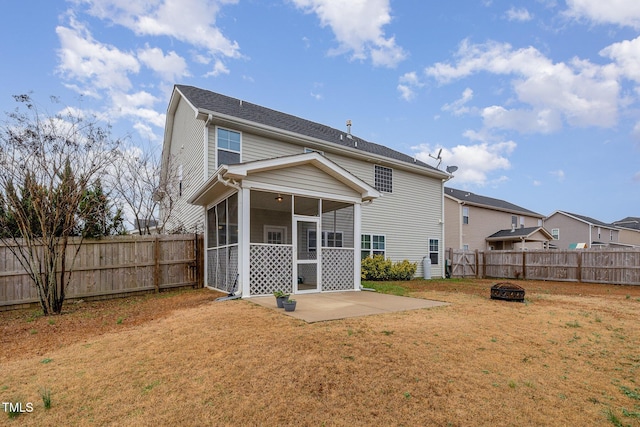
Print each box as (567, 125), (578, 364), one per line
(282, 298), (297, 312)
(273, 291), (290, 308)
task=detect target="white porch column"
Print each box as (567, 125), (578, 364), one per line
(353, 202), (362, 291)
(239, 187), (251, 297)
(202, 206), (208, 287)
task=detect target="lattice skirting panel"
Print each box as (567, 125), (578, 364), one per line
(322, 248), (355, 291)
(207, 245), (238, 293)
(250, 244), (293, 296)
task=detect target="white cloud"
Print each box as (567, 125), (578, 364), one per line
(56, 17), (140, 92)
(412, 138), (516, 186)
(600, 36), (640, 83)
(204, 59), (230, 77)
(564, 0), (640, 29)
(76, 0), (242, 58)
(425, 39), (621, 132)
(397, 71), (423, 101)
(442, 88), (474, 116)
(289, 0), (406, 67)
(137, 46), (190, 81)
(505, 7), (533, 22)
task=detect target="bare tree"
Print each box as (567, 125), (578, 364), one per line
(110, 144), (180, 235)
(0, 95), (121, 315)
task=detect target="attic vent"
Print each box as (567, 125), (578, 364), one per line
(240, 100), (243, 106)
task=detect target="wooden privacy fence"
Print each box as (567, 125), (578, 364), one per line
(0, 234), (204, 310)
(449, 248), (640, 285)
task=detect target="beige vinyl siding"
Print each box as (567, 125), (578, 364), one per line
(167, 97), (206, 232)
(321, 152), (443, 277)
(210, 125), (445, 277)
(241, 132), (301, 163)
(444, 197), (462, 250)
(248, 164), (362, 199)
(618, 228), (640, 246)
(461, 208), (540, 251)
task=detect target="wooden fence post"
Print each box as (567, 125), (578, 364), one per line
(475, 249), (479, 278)
(577, 250), (582, 283)
(482, 251), (486, 279)
(154, 236), (160, 293)
(522, 250), (527, 280)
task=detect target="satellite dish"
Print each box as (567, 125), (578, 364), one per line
(446, 165), (458, 174)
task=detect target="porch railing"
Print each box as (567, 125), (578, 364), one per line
(249, 244), (293, 295)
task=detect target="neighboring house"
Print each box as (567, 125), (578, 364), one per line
(545, 211), (624, 249)
(612, 217), (640, 246)
(444, 187), (550, 251)
(160, 85), (451, 298)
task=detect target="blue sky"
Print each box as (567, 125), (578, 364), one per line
(1, 0), (640, 222)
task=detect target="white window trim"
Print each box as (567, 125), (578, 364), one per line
(264, 225), (287, 245)
(215, 126), (242, 167)
(374, 164), (393, 193)
(462, 207), (469, 225)
(361, 233), (386, 257)
(308, 230), (344, 251)
(429, 238), (440, 265)
(552, 228), (560, 240)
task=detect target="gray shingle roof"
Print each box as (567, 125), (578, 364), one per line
(175, 85), (443, 173)
(445, 187), (542, 217)
(487, 226), (544, 239)
(559, 211), (615, 228)
(613, 216), (640, 230)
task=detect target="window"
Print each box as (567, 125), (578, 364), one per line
(374, 165), (393, 193)
(462, 207), (469, 224)
(308, 231), (344, 251)
(429, 239), (439, 265)
(520, 216), (525, 228)
(216, 127), (241, 167)
(264, 226), (286, 245)
(511, 215), (517, 227)
(597, 227), (601, 240)
(552, 228), (559, 240)
(538, 219), (543, 227)
(361, 234), (385, 258)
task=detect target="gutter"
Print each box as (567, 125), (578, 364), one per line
(199, 110), (451, 181)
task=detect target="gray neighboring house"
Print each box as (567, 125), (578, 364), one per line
(545, 211), (625, 249)
(160, 85), (451, 298)
(444, 187), (550, 251)
(612, 217), (640, 246)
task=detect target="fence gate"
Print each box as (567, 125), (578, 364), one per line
(451, 250), (477, 278)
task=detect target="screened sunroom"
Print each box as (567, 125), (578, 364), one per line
(191, 152), (379, 298)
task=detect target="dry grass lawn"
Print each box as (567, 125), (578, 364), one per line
(1, 279), (640, 426)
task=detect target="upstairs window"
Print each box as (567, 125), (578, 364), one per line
(552, 228), (559, 240)
(462, 207), (469, 224)
(374, 165), (393, 193)
(217, 127), (241, 167)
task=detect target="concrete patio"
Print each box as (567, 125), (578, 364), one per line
(249, 291), (449, 323)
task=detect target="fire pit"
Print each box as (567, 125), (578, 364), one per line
(490, 282), (525, 302)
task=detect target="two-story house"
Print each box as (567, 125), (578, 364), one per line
(444, 187), (551, 251)
(613, 217), (640, 247)
(160, 85), (451, 298)
(544, 211), (623, 249)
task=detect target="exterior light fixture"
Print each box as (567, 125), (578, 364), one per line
(275, 194), (283, 202)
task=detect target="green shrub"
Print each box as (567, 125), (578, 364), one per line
(361, 255), (417, 281)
